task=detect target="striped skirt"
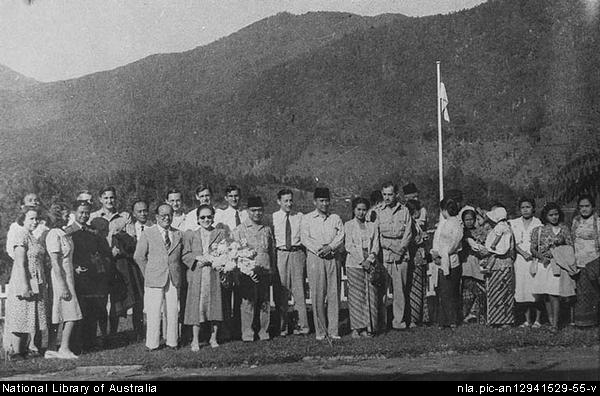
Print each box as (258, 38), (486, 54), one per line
(347, 267), (378, 333)
(462, 277), (486, 324)
(407, 252), (427, 325)
(486, 267), (515, 326)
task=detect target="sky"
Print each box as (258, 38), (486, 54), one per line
(0, 0), (486, 82)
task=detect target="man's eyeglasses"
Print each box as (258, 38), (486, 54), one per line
(157, 214), (172, 219)
(199, 215), (213, 220)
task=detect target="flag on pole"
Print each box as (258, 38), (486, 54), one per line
(440, 82), (450, 122)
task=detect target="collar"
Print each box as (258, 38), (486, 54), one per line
(275, 209), (296, 217)
(384, 202), (402, 212)
(243, 219), (265, 230)
(310, 210), (329, 219)
(156, 224), (170, 233)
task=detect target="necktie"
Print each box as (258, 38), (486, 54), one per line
(285, 213), (292, 250)
(164, 229), (171, 249)
(235, 210), (241, 227)
(141, 224), (144, 232)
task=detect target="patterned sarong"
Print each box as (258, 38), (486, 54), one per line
(486, 267), (515, 325)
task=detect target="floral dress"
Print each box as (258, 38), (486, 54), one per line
(6, 232), (48, 334)
(530, 224), (576, 297)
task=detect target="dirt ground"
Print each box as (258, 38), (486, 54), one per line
(3, 344), (598, 381)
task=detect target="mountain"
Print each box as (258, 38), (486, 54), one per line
(0, 0), (598, 202)
(0, 64), (38, 91)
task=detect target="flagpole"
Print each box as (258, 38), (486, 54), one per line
(437, 61), (444, 201)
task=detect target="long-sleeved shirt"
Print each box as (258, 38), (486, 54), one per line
(272, 209), (303, 248)
(300, 210), (344, 256)
(375, 202), (413, 263)
(231, 219), (274, 270)
(436, 216), (464, 275)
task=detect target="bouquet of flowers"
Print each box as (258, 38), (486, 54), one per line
(209, 239), (259, 287)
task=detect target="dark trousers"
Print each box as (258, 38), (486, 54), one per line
(436, 266), (462, 326)
(73, 296), (106, 353)
(575, 259), (600, 327)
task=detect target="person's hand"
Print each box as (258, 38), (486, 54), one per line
(112, 246), (121, 257)
(75, 266), (88, 274)
(250, 273), (260, 283)
(433, 257), (441, 265)
(360, 259), (372, 271)
(196, 255), (212, 267)
(430, 250), (440, 259)
(319, 245), (333, 257)
(18, 287), (33, 300)
(60, 288), (72, 301)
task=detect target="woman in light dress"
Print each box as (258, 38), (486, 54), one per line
(5, 206), (48, 360)
(45, 203), (82, 359)
(510, 198), (542, 328)
(182, 205), (227, 350)
(530, 202), (576, 332)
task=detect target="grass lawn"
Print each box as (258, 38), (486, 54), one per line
(0, 322), (598, 378)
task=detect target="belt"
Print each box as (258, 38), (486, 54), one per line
(277, 246), (304, 252)
(381, 235), (402, 240)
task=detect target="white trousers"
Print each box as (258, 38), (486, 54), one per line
(144, 281), (179, 349)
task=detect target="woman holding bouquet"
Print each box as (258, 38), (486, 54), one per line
(344, 197), (380, 338)
(182, 205), (227, 350)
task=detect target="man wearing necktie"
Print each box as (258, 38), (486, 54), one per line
(134, 204), (183, 351)
(214, 185), (248, 340)
(272, 189), (309, 336)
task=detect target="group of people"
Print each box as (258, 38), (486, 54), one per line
(2, 181), (599, 361)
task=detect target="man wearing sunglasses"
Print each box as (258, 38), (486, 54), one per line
(134, 204), (184, 351)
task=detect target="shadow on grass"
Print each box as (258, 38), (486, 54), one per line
(0, 323), (598, 378)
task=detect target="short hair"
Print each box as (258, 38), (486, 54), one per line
(156, 203), (173, 215)
(405, 199), (421, 215)
(166, 188), (182, 200)
(351, 197), (370, 215)
(195, 184), (212, 196)
(22, 193), (38, 205)
(518, 197), (536, 210)
(369, 190), (383, 205)
(577, 194), (596, 208)
(47, 202), (69, 229)
(99, 186), (116, 196)
(277, 189), (293, 200)
(131, 199), (149, 212)
(16, 205), (43, 226)
(540, 202), (564, 224)
(440, 198), (459, 217)
(381, 182), (399, 193)
(196, 204), (215, 219)
(72, 200), (92, 212)
(461, 209), (477, 223)
(225, 185), (241, 195)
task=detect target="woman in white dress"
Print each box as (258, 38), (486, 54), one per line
(45, 203), (82, 359)
(510, 198), (543, 328)
(530, 202), (576, 332)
